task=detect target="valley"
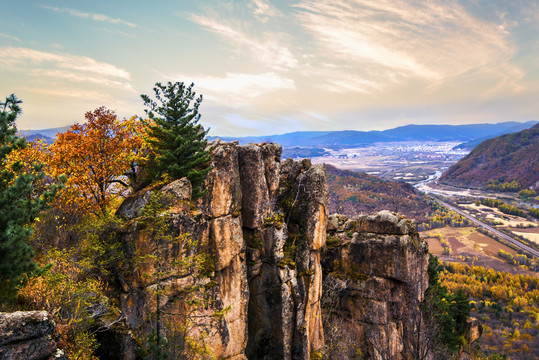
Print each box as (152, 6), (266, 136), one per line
(303, 136), (539, 260)
(310, 141), (467, 183)
(318, 134), (539, 359)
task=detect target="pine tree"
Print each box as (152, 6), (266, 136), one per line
(0, 95), (56, 299)
(141, 82), (211, 198)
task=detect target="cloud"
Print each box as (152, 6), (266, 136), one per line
(0, 47), (130, 80)
(24, 87), (117, 101)
(189, 14), (298, 70)
(326, 77), (383, 94)
(250, 0), (281, 22)
(293, 0), (519, 91)
(172, 72), (295, 104)
(27, 69), (134, 91)
(0, 33), (21, 42)
(41, 5), (137, 28)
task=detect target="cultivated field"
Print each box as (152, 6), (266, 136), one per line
(421, 226), (536, 275)
(510, 226), (539, 245)
(461, 203), (537, 228)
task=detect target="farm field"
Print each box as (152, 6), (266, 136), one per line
(510, 226), (539, 245)
(421, 226), (536, 275)
(460, 203), (537, 228)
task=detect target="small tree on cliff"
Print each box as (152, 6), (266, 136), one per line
(141, 82), (211, 198)
(0, 95), (57, 299)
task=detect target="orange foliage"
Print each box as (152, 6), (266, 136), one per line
(49, 107), (144, 216)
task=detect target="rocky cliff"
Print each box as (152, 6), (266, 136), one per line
(106, 141), (432, 359)
(322, 211), (429, 359)
(114, 141), (328, 359)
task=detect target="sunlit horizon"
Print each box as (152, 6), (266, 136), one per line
(2, 1), (538, 136)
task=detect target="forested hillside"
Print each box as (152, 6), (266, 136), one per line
(326, 164), (432, 222)
(440, 124), (539, 190)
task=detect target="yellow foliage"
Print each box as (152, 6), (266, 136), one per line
(17, 249), (118, 359)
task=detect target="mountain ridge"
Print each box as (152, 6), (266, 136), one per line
(209, 121), (537, 148)
(439, 123), (539, 190)
(19, 121), (537, 148)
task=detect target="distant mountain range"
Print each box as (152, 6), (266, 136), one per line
(439, 123), (539, 190)
(18, 126), (72, 144)
(210, 121), (538, 148)
(19, 121), (538, 150)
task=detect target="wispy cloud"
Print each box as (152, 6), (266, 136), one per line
(41, 5), (137, 28)
(28, 69), (134, 91)
(189, 14), (298, 70)
(249, 0), (281, 22)
(25, 87), (118, 101)
(0, 46), (131, 92)
(172, 72), (295, 104)
(293, 0), (519, 92)
(0, 33), (21, 42)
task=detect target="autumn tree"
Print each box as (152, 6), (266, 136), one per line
(50, 107), (143, 216)
(0, 94), (57, 299)
(421, 256), (471, 355)
(141, 82), (211, 199)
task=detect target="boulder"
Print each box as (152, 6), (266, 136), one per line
(116, 178), (192, 219)
(0, 311), (63, 360)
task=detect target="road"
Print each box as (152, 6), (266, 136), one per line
(437, 199), (539, 258)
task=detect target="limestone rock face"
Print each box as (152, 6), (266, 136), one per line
(116, 141), (326, 360)
(0, 311), (63, 360)
(240, 143), (327, 360)
(323, 211), (429, 360)
(116, 178), (192, 220)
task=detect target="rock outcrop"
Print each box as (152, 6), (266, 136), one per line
(109, 141), (440, 360)
(116, 141), (328, 360)
(0, 311), (64, 360)
(322, 211), (429, 360)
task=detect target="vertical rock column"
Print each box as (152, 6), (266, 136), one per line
(279, 159), (328, 359)
(117, 141), (250, 360)
(240, 147), (327, 360)
(199, 141), (249, 359)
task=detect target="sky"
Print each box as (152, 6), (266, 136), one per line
(1, 0), (538, 136)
